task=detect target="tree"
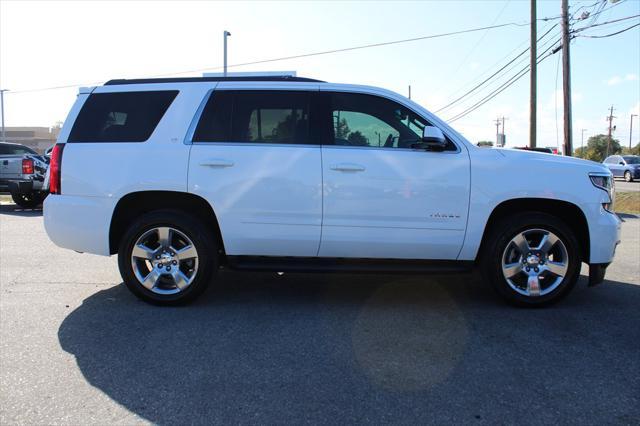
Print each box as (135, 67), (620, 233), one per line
(622, 143), (640, 156)
(347, 131), (368, 146)
(477, 140), (493, 147)
(582, 134), (621, 162)
(335, 118), (350, 139)
(574, 146), (587, 158)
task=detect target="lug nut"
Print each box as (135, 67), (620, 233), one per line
(534, 267), (539, 272)
(166, 266), (171, 272)
(172, 260), (177, 265)
(156, 255), (161, 259)
(526, 267), (530, 272)
(158, 263), (163, 268)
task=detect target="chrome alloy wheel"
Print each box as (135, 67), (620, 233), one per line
(130, 227), (199, 295)
(501, 228), (569, 297)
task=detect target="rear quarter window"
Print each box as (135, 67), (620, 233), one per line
(68, 91), (178, 143)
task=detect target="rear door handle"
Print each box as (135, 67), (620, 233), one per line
(200, 159), (234, 168)
(330, 163), (366, 172)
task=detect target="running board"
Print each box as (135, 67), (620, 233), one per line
(224, 256), (473, 274)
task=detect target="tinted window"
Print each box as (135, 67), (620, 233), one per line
(623, 156), (639, 164)
(68, 91), (178, 142)
(0, 144), (37, 155)
(194, 91), (310, 144)
(329, 92), (456, 151)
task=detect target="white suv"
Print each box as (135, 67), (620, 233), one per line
(44, 75), (620, 306)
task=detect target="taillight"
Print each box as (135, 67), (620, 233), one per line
(22, 158), (34, 174)
(49, 144), (65, 195)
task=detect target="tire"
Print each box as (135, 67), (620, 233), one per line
(117, 210), (217, 305)
(11, 192), (45, 209)
(480, 212), (581, 307)
(624, 170), (633, 182)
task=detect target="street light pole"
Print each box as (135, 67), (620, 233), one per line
(529, 0), (537, 149)
(581, 128), (587, 157)
(223, 30), (231, 77)
(561, 0), (573, 156)
(631, 114), (638, 150)
(0, 89), (7, 143)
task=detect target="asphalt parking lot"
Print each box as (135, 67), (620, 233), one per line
(1, 204), (639, 425)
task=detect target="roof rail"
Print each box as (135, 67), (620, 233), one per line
(104, 75), (324, 86)
(202, 71), (297, 77)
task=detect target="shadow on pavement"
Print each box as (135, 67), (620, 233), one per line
(58, 272), (640, 424)
(0, 203), (43, 217)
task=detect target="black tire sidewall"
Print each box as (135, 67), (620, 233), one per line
(11, 192), (42, 208)
(117, 210), (217, 305)
(481, 212), (581, 307)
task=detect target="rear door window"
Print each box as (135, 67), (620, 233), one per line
(193, 91), (311, 144)
(68, 91), (178, 142)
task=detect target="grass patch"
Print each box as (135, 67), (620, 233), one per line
(615, 191), (640, 214)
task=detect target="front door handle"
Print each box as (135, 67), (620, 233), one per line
(200, 159), (234, 168)
(330, 163), (366, 172)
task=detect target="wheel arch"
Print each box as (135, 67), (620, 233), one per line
(109, 191), (225, 256)
(477, 198), (590, 263)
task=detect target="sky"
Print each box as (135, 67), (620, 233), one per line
(1, 0), (639, 149)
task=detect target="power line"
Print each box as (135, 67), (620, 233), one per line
(431, 0), (511, 97)
(7, 17), (563, 95)
(447, 39), (562, 123)
(437, 26), (562, 115)
(572, 13), (640, 33)
(576, 22), (639, 38)
(435, 23), (558, 114)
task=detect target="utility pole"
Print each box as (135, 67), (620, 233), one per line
(561, 0), (573, 156)
(501, 116), (508, 135)
(494, 118), (501, 146)
(606, 105), (616, 157)
(530, 0), (537, 148)
(581, 128), (587, 157)
(631, 114), (638, 149)
(0, 89), (7, 142)
(223, 30), (231, 77)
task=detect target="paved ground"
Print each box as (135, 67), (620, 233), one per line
(1, 204), (639, 425)
(616, 180), (640, 192)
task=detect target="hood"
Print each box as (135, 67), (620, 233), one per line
(494, 148), (610, 174)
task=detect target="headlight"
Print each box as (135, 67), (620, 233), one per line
(589, 173), (614, 212)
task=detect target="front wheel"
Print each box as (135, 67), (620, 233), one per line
(117, 210), (217, 305)
(480, 212), (581, 307)
(624, 170), (633, 182)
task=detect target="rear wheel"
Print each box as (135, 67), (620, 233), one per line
(624, 170), (633, 182)
(11, 192), (46, 208)
(117, 210), (217, 305)
(481, 212), (581, 307)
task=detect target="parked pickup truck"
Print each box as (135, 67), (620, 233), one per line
(43, 75), (621, 307)
(0, 142), (49, 208)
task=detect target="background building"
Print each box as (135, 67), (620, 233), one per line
(2, 125), (61, 153)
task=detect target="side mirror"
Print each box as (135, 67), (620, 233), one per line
(619, 162), (625, 166)
(415, 126), (447, 151)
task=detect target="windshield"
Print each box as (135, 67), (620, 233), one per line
(623, 156), (639, 164)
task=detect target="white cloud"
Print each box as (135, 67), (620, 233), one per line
(606, 76), (622, 86)
(605, 73), (638, 86)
